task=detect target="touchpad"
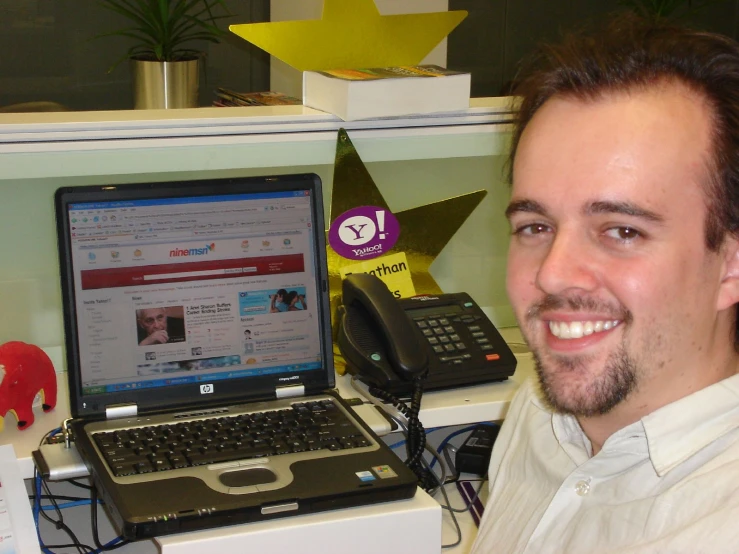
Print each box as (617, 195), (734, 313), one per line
(219, 468), (278, 488)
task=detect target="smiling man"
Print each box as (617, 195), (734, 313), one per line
(471, 15), (739, 554)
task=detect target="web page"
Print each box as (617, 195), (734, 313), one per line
(67, 191), (322, 395)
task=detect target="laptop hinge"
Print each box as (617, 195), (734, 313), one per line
(275, 384), (305, 399)
(105, 403), (138, 420)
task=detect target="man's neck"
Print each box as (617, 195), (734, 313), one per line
(578, 348), (739, 455)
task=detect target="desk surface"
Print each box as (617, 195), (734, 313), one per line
(2, 328), (533, 480)
(33, 464), (488, 553)
(17, 328), (530, 554)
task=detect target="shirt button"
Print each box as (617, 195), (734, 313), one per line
(574, 479), (591, 496)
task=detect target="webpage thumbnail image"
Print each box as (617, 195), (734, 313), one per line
(135, 306), (186, 346)
(239, 287), (307, 316)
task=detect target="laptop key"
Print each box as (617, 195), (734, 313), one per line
(168, 455), (189, 469)
(135, 462), (154, 474)
(236, 445), (275, 459)
(152, 458), (172, 471)
(321, 439), (341, 451)
(113, 465), (137, 477)
(189, 449), (261, 466)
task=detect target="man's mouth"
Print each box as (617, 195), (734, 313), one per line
(548, 320), (622, 339)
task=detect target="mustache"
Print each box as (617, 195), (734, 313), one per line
(526, 294), (632, 323)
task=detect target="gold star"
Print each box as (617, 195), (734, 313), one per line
(327, 128), (487, 324)
(230, 0), (467, 71)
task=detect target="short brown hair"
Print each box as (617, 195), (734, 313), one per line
(510, 14), (739, 250)
(508, 14), (739, 347)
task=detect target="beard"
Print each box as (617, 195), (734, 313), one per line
(525, 294), (638, 417)
(532, 344), (638, 417)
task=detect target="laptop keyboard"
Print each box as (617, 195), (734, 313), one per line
(93, 400), (371, 477)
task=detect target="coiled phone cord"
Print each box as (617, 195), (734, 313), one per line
(368, 375), (437, 491)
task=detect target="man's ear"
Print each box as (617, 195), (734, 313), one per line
(717, 234), (739, 311)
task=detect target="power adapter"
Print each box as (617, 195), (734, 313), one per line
(33, 442), (90, 481)
(455, 423), (500, 476)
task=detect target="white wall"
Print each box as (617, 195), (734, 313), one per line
(269, 0), (450, 98)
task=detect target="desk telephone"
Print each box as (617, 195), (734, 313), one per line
(337, 274), (517, 395)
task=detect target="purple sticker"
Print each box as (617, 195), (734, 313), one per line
(328, 206), (399, 260)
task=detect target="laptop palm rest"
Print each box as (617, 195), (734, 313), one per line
(219, 468), (277, 487)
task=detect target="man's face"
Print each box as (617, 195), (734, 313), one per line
(139, 309), (167, 336)
(507, 85), (734, 416)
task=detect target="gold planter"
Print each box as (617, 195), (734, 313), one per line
(131, 57), (199, 109)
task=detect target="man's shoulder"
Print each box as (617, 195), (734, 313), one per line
(497, 377), (554, 441)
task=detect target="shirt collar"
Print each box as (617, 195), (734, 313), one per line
(642, 373), (739, 476)
(528, 374), (739, 476)
(528, 379), (594, 464)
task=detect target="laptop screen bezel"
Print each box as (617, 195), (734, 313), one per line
(55, 173), (335, 420)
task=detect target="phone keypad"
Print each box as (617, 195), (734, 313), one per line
(414, 313), (487, 364)
(398, 293), (517, 391)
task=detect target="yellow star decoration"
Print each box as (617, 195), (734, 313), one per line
(229, 0), (467, 71)
(327, 129), (487, 373)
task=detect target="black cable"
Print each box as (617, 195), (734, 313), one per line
(40, 477), (91, 554)
(66, 479), (93, 490)
(442, 478), (488, 514)
(90, 486), (102, 551)
(418, 441), (462, 549)
(90, 486), (130, 551)
(436, 439), (489, 514)
(34, 468), (94, 554)
(387, 418), (490, 548)
(441, 443), (460, 483)
(41, 543), (94, 553)
(420, 429), (490, 547)
(368, 376), (436, 491)
(33, 426), (97, 554)
(29, 495), (90, 502)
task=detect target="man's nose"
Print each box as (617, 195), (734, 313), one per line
(535, 231), (599, 295)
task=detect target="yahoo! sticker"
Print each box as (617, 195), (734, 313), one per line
(328, 206), (399, 260)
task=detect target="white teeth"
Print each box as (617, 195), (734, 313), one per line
(548, 319), (621, 339)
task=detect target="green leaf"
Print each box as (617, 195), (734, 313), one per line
(93, 0), (233, 61)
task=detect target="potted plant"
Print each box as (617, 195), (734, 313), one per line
(97, 0), (232, 109)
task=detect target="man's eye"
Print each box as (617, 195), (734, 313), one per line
(604, 226), (641, 241)
(513, 223), (551, 236)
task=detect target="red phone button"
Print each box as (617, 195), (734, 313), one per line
(485, 353), (500, 361)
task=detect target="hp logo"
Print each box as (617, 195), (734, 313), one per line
(200, 384), (214, 394)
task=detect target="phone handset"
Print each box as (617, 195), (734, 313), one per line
(338, 273), (434, 490)
(337, 273), (428, 387)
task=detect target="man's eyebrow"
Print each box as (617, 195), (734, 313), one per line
(505, 199), (548, 219)
(585, 200), (664, 223)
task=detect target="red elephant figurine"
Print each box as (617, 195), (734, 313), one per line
(0, 341), (57, 431)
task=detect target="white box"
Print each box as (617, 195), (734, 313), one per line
(156, 488), (442, 554)
(303, 65), (471, 121)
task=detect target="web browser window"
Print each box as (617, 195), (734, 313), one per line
(66, 190), (321, 396)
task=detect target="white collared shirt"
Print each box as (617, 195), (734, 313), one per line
(470, 374), (739, 554)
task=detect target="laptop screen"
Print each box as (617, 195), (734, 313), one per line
(56, 174), (334, 419)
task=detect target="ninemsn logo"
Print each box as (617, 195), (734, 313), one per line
(169, 243), (215, 257)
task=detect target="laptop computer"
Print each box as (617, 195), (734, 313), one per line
(54, 173), (418, 540)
